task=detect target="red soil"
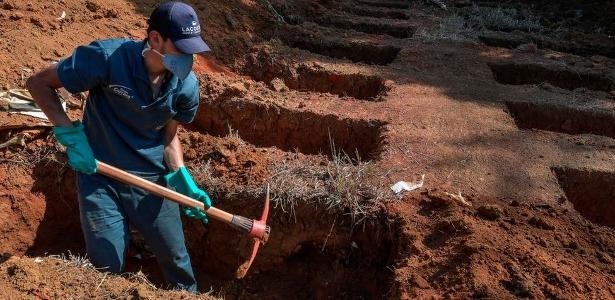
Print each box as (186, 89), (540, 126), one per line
(1, 0), (615, 299)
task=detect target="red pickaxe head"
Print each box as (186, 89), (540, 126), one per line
(234, 184), (271, 279)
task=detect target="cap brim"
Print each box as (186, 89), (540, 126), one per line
(173, 36), (211, 54)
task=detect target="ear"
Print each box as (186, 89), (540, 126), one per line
(148, 30), (163, 51)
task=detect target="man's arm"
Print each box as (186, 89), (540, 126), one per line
(163, 119), (185, 171)
(26, 64), (72, 127)
(26, 63), (97, 174)
(162, 119), (212, 223)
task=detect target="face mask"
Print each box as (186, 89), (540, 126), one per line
(142, 42), (194, 80)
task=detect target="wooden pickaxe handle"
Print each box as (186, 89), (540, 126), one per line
(97, 161), (233, 223)
(96, 161), (270, 239)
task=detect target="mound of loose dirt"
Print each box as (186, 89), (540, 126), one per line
(0, 254), (216, 299)
(390, 192), (615, 299)
(180, 129), (271, 189)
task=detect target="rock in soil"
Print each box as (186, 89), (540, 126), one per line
(477, 204), (504, 220)
(425, 189), (457, 208)
(411, 274), (430, 289)
(528, 216), (556, 230)
(597, 251), (613, 264)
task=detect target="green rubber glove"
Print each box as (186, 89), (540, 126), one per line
(164, 166), (212, 224)
(53, 120), (97, 174)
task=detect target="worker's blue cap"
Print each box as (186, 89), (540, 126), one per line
(147, 1), (210, 54)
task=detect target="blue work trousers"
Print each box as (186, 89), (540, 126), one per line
(76, 172), (197, 292)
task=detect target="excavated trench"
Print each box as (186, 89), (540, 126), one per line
(277, 6), (414, 38)
(4, 160), (84, 257)
(185, 194), (400, 298)
(0, 139), (399, 298)
(313, 15), (416, 38)
(193, 98), (386, 160)
(266, 65), (390, 100)
(279, 25), (401, 65)
(479, 31), (615, 59)
(488, 62), (615, 92)
(506, 101), (615, 139)
(553, 167), (615, 229)
(357, 0), (410, 9)
(242, 53), (391, 100)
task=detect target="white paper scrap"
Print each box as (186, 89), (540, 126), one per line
(390, 174), (425, 194)
(3, 89), (66, 121)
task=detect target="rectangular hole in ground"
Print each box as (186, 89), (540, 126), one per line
(275, 7), (414, 38)
(293, 65), (391, 100)
(506, 101), (615, 139)
(243, 56), (391, 100)
(313, 15), (416, 38)
(279, 26), (401, 65)
(193, 98), (387, 160)
(479, 31), (615, 59)
(184, 197), (399, 298)
(488, 62), (615, 92)
(553, 166), (615, 229)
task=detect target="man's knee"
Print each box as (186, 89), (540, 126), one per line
(86, 237), (126, 273)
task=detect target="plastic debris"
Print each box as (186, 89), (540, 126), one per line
(391, 174), (425, 194)
(0, 89), (65, 120)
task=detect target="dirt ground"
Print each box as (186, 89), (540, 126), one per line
(1, 0), (615, 299)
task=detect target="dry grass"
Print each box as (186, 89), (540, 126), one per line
(415, 14), (475, 42)
(462, 5), (542, 33)
(0, 133), (62, 166)
(266, 140), (391, 224)
(416, 5), (543, 43)
(225, 122), (243, 142)
(48, 251), (95, 272)
(190, 131), (392, 225)
(0, 253), (218, 299)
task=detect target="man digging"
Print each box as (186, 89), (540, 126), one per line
(26, 1), (210, 292)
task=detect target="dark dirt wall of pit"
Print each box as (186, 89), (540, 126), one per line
(241, 49), (392, 101)
(184, 195), (401, 298)
(193, 98), (387, 161)
(0, 156), (83, 258)
(553, 167), (615, 229)
(506, 101), (615, 139)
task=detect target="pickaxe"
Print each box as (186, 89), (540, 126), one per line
(96, 161), (271, 279)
